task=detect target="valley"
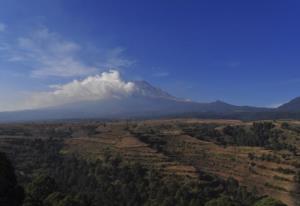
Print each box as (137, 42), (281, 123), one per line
(0, 119), (299, 205)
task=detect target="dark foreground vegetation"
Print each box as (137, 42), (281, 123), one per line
(0, 120), (294, 206)
(0, 152), (24, 206)
(182, 122), (297, 152)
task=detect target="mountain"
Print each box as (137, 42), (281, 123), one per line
(0, 80), (298, 122)
(277, 97), (300, 111)
(0, 98), (264, 122)
(132, 80), (177, 100)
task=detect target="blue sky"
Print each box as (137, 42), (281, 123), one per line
(0, 0), (300, 110)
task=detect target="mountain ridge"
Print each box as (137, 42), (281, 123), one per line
(278, 97), (300, 111)
(0, 80), (299, 122)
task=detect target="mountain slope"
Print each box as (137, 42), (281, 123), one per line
(0, 80), (292, 122)
(278, 97), (300, 111)
(132, 80), (177, 100)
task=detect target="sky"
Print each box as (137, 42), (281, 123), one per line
(0, 0), (300, 111)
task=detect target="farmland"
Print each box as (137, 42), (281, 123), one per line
(0, 119), (299, 205)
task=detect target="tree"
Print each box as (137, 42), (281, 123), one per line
(43, 192), (64, 206)
(0, 152), (24, 206)
(252, 122), (275, 147)
(25, 175), (57, 206)
(254, 197), (286, 206)
(57, 195), (81, 206)
(281, 122), (289, 129)
(204, 196), (235, 206)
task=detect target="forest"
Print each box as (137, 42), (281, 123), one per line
(0, 119), (297, 206)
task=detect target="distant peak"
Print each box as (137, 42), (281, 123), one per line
(132, 80), (177, 100)
(278, 96), (300, 111)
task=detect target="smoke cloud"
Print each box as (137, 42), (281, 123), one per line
(22, 70), (136, 110)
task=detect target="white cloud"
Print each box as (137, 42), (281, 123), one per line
(7, 27), (134, 77)
(0, 23), (6, 32)
(9, 28), (97, 77)
(20, 70), (136, 110)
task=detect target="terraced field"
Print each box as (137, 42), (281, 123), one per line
(63, 124), (199, 178)
(0, 119), (299, 205)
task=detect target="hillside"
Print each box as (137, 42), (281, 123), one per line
(279, 97), (300, 111)
(0, 80), (271, 122)
(0, 119), (299, 205)
(2, 78), (300, 121)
